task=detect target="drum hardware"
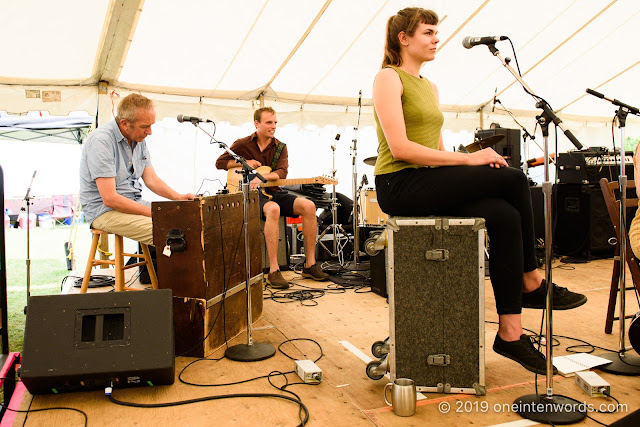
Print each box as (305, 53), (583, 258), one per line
(363, 156), (377, 166)
(347, 90), (368, 270)
(359, 188), (388, 227)
(317, 134), (349, 262)
(464, 135), (504, 153)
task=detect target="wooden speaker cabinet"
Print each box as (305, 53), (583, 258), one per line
(152, 192), (264, 357)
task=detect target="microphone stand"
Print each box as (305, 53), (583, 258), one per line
(22, 170), (36, 314)
(187, 120), (275, 362)
(347, 91), (368, 271)
(487, 43), (585, 424)
(317, 134), (347, 262)
(586, 91), (640, 375)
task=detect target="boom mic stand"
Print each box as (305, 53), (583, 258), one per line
(347, 90), (368, 271)
(22, 170), (36, 314)
(586, 89), (640, 375)
(318, 133), (347, 262)
(486, 42), (586, 424)
(185, 119), (275, 362)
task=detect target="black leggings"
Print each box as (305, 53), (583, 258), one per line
(375, 166), (537, 315)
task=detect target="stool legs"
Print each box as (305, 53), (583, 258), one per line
(81, 231), (158, 293)
(81, 233), (101, 293)
(114, 234), (124, 292)
(140, 243), (159, 290)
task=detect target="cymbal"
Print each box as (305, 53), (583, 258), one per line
(464, 135), (505, 153)
(363, 156), (377, 166)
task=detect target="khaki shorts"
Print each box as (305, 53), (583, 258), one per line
(91, 210), (154, 246)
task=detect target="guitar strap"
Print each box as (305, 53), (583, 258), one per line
(270, 142), (285, 171)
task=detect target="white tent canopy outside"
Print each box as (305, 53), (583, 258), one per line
(2, 0), (640, 199)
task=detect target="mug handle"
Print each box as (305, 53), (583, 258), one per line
(384, 382), (393, 406)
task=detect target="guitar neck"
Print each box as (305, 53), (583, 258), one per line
(263, 177), (330, 187)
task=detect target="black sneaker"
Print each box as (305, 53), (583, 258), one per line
(493, 334), (557, 375)
(522, 279), (587, 310)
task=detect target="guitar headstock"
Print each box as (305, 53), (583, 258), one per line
(317, 175), (338, 185)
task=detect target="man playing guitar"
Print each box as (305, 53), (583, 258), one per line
(215, 107), (329, 289)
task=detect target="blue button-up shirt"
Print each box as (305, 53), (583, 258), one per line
(79, 119), (152, 224)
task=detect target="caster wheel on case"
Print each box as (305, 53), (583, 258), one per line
(366, 360), (385, 380)
(371, 339), (390, 358)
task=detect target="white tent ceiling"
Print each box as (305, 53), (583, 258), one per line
(2, 0), (640, 129)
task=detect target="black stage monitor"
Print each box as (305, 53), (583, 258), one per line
(21, 289), (175, 394)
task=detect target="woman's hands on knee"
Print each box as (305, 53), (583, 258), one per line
(468, 148), (509, 168)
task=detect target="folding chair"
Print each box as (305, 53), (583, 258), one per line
(599, 178), (640, 333)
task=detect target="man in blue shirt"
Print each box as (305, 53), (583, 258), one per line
(79, 94), (194, 245)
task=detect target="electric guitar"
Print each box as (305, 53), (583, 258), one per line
(226, 166), (337, 196)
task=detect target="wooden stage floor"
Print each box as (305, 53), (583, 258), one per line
(14, 258), (640, 426)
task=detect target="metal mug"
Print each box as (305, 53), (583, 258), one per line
(384, 378), (416, 417)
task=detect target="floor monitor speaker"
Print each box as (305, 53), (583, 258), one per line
(20, 289), (175, 394)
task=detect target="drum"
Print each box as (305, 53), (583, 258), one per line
(359, 188), (388, 227)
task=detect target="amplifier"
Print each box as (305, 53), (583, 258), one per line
(558, 151), (633, 184)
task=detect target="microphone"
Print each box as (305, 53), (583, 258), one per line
(361, 174), (368, 186)
(177, 114), (212, 123)
(335, 133), (341, 140)
(462, 35), (508, 49)
(586, 88), (640, 116)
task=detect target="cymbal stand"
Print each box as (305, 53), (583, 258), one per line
(318, 134), (348, 263)
(487, 42), (586, 424)
(586, 89), (640, 375)
(186, 119), (275, 362)
(348, 90), (368, 270)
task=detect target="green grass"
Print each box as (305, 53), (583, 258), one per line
(4, 224), (91, 353)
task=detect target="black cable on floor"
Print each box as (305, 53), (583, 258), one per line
(0, 403), (87, 427)
(107, 391), (309, 426)
(72, 275), (115, 288)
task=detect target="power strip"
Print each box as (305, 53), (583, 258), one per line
(294, 360), (322, 384)
(575, 371), (610, 397)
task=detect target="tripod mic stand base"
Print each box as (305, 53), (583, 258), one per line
(225, 342), (276, 362)
(514, 394), (585, 424)
(597, 352), (640, 375)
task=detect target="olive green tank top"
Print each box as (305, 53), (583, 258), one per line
(373, 65), (444, 175)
